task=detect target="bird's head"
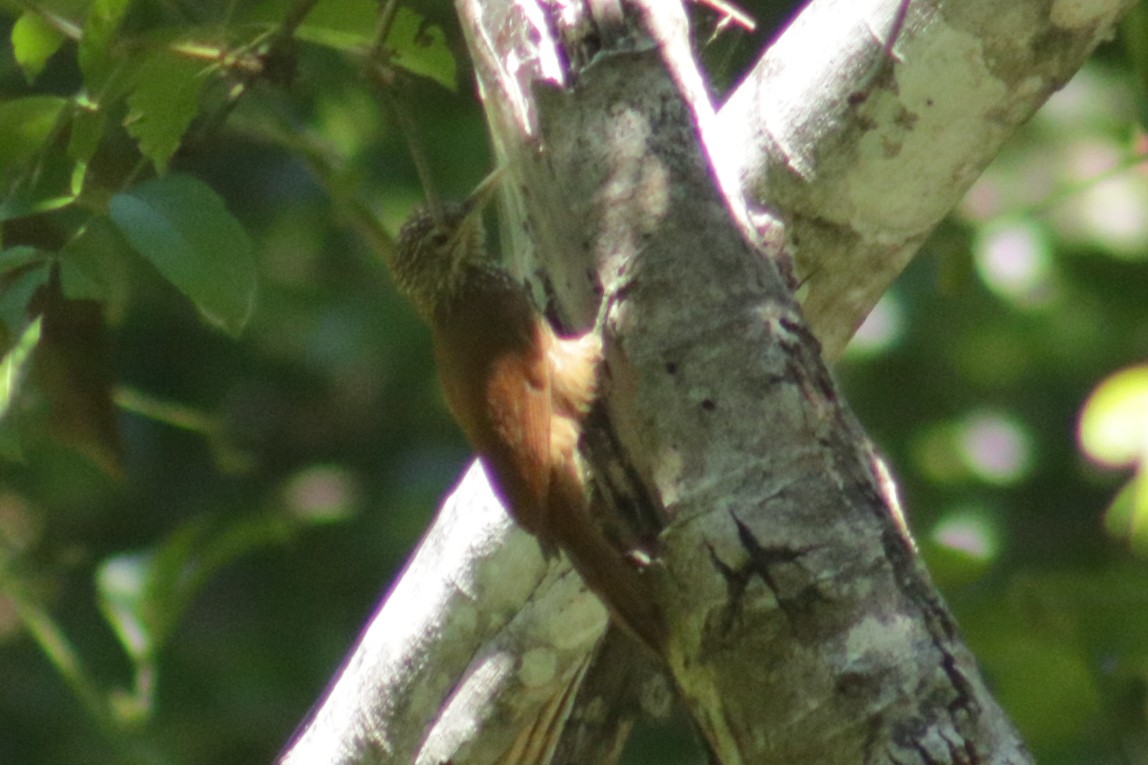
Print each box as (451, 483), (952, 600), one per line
(392, 170), (502, 318)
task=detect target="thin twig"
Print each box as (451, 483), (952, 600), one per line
(387, 93), (445, 225)
(281, 0), (321, 39)
(368, 0), (403, 66)
(883, 0), (911, 60)
(693, 0), (755, 33)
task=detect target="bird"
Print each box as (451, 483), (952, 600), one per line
(391, 172), (663, 651)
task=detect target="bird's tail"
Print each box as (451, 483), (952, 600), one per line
(546, 458), (664, 652)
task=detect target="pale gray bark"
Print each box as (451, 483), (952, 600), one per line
(722, 0), (1134, 358)
(280, 0), (1131, 763)
(279, 464), (630, 764)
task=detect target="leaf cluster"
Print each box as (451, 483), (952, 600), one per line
(0, 1), (473, 762)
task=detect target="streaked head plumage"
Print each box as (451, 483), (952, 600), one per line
(392, 202), (482, 318)
(391, 169), (503, 319)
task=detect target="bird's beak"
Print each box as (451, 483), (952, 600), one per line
(447, 167), (504, 257)
(462, 166), (505, 216)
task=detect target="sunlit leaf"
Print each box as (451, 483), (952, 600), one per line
(0, 97), (77, 220)
(293, 0), (374, 50)
(295, 1), (457, 90)
(384, 7), (457, 91)
(0, 317), (43, 424)
(1078, 364), (1148, 468)
(12, 12), (66, 84)
(0, 156), (77, 220)
(108, 174), (257, 337)
(96, 551), (157, 663)
(125, 50), (207, 173)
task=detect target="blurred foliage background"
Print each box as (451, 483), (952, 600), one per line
(0, 0), (1147, 763)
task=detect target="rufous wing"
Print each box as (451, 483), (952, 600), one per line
(430, 270), (555, 538)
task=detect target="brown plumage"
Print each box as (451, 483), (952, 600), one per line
(392, 181), (662, 650)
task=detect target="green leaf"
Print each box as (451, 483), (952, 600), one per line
(68, 103), (107, 167)
(0, 258), (51, 335)
(1122, 3), (1148, 130)
(0, 97), (76, 220)
(68, 98), (112, 199)
(58, 258), (104, 301)
(1101, 478), (1148, 555)
(78, 0), (132, 92)
(0, 245), (49, 276)
(1078, 364), (1148, 469)
(0, 144), (78, 221)
(292, 0), (376, 51)
(294, 1), (457, 90)
(125, 51), (207, 173)
(12, 12), (67, 84)
(0, 316), (43, 424)
(0, 316), (42, 462)
(0, 95), (68, 184)
(385, 7), (457, 91)
(96, 551), (161, 665)
(60, 216), (134, 320)
(108, 175), (257, 336)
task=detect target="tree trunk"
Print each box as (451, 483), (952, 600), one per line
(279, 1), (1131, 763)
